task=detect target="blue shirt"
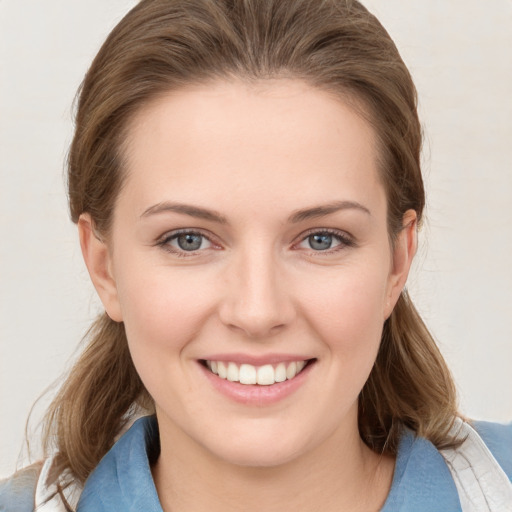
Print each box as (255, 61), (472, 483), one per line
(2, 416), (512, 511)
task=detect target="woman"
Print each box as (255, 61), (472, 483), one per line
(1, 0), (511, 511)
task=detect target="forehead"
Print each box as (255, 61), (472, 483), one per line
(120, 79), (384, 217)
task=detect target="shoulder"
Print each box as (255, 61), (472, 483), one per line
(472, 419), (512, 480)
(0, 463), (41, 512)
(0, 457), (82, 512)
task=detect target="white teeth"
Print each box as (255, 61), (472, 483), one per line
(257, 364), (275, 386)
(205, 359), (310, 385)
(217, 361), (227, 379)
(239, 364), (257, 385)
(227, 362), (239, 382)
(286, 361), (297, 380)
(275, 363), (287, 383)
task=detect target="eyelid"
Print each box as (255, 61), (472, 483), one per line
(155, 227), (355, 256)
(156, 228), (221, 256)
(293, 227), (356, 252)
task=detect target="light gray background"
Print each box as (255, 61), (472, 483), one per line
(1, 1), (511, 478)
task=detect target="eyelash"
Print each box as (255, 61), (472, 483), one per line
(156, 228), (356, 257)
(156, 229), (218, 258)
(295, 228), (356, 254)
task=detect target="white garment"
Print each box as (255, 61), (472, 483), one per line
(34, 459), (81, 512)
(440, 417), (512, 512)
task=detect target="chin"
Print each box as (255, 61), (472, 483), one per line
(216, 442), (303, 468)
(202, 425), (311, 468)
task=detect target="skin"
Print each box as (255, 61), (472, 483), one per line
(79, 79), (417, 511)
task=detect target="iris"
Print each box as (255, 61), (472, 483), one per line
(309, 233), (333, 251)
(177, 233), (203, 251)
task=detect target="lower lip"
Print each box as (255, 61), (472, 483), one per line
(199, 361), (315, 405)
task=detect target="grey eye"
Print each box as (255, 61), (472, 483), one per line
(176, 233), (205, 251)
(308, 233), (334, 251)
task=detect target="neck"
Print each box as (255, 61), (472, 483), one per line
(152, 415), (394, 512)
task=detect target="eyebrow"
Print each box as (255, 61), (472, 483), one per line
(140, 199), (370, 224)
(288, 200), (371, 223)
(140, 202), (228, 224)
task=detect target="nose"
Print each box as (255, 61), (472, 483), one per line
(218, 245), (296, 339)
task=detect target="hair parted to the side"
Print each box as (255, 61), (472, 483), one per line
(43, 0), (460, 486)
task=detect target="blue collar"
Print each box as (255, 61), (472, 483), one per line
(77, 416), (461, 512)
(77, 416), (162, 512)
(381, 428), (461, 511)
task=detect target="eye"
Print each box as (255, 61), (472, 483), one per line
(174, 233), (210, 251)
(296, 230), (354, 252)
(159, 230), (213, 254)
(307, 233), (338, 251)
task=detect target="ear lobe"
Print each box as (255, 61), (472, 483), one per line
(384, 209), (418, 319)
(78, 214), (123, 322)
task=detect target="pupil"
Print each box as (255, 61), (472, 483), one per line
(309, 234), (332, 251)
(178, 233), (202, 251)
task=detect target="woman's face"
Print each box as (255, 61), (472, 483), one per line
(82, 79), (415, 467)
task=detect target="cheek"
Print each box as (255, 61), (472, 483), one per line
(115, 264), (223, 413)
(297, 261), (390, 355)
(114, 259), (218, 359)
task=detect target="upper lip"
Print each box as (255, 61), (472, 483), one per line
(200, 353), (315, 366)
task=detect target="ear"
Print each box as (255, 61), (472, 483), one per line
(384, 209), (418, 319)
(78, 214), (123, 322)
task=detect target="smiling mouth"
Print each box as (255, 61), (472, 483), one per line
(201, 359), (315, 386)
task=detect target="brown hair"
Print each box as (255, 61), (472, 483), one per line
(43, 0), (459, 486)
